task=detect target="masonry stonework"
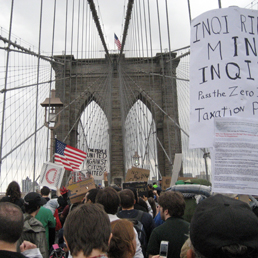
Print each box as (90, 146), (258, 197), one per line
(52, 53), (181, 183)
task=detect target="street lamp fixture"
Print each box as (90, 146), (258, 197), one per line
(41, 90), (63, 162)
(132, 151), (140, 167)
(203, 151), (211, 181)
(41, 90), (63, 129)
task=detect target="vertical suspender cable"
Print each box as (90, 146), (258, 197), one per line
(74, 0), (80, 147)
(147, 0), (158, 178)
(68, 0), (75, 144)
(165, 0), (175, 173)
(156, 0), (173, 177)
(33, 0), (43, 191)
(46, 0), (57, 162)
(187, 0), (192, 23)
(138, 0), (144, 57)
(60, 0), (69, 145)
(0, 0), (14, 177)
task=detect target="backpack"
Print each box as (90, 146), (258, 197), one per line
(117, 210), (147, 257)
(49, 244), (66, 258)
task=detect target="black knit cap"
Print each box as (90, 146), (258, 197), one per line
(24, 192), (45, 207)
(190, 194), (258, 258)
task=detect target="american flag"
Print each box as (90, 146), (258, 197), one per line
(114, 33), (121, 50)
(55, 139), (87, 171)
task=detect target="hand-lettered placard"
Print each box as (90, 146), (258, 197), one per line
(123, 181), (148, 198)
(125, 167), (150, 182)
(86, 148), (108, 180)
(161, 176), (171, 191)
(190, 7), (258, 148)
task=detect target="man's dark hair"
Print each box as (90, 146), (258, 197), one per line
(158, 191), (185, 217)
(95, 187), (120, 214)
(148, 190), (154, 198)
(63, 203), (111, 257)
(0, 202), (24, 243)
(86, 188), (99, 203)
(126, 187), (138, 203)
(40, 186), (50, 196)
(119, 189), (135, 209)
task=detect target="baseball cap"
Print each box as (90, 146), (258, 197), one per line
(24, 192), (45, 207)
(190, 194), (258, 258)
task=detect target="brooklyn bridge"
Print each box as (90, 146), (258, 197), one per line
(0, 0), (253, 191)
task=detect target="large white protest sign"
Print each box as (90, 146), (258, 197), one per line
(39, 162), (65, 190)
(190, 7), (258, 149)
(212, 117), (258, 195)
(85, 148), (108, 180)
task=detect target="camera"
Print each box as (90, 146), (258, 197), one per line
(159, 240), (169, 258)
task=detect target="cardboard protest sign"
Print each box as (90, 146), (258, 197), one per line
(189, 7), (258, 148)
(125, 167), (150, 182)
(66, 178), (95, 204)
(123, 181), (148, 198)
(39, 162), (65, 190)
(86, 148), (108, 180)
(161, 176), (171, 191)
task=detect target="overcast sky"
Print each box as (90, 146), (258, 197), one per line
(0, 0), (255, 56)
(0, 0), (256, 190)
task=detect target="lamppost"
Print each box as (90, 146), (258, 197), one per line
(203, 151), (210, 181)
(41, 90), (63, 161)
(132, 151), (140, 167)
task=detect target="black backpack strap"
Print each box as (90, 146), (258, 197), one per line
(134, 210), (144, 222)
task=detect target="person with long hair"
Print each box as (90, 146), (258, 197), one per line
(0, 181), (25, 212)
(108, 219), (136, 258)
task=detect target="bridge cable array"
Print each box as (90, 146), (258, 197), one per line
(0, 0), (218, 191)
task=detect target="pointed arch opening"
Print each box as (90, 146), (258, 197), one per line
(124, 99), (159, 180)
(77, 100), (110, 181)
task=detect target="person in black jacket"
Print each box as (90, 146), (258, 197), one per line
(0, 181), (25, 213)
(117, 189), (156, 243)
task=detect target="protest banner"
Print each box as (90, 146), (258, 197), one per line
(86, 148), (108, 180)
(161, 176), (171, 191)
(125, 167), (150, 182)
(189, 7), (258, 148)
(123, 181), (148, 198)
(39, 162), (65, 190)
(212, 117), (258, 195)
(66, 178), (95, 204)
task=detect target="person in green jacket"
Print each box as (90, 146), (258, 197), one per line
(35, 206), (56, 250)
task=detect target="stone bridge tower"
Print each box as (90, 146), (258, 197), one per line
(52, 53), (181, 183)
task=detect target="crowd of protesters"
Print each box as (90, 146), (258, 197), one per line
(1, 176), (258, 258)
